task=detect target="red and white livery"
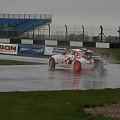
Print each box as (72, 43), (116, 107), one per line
(49, 48), (107, 72)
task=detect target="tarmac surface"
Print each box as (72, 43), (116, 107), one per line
(0, 55), (120, 92)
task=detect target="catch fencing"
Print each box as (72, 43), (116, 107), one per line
(18, 25), (120, 43)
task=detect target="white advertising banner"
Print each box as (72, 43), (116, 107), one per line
(44, 47), (66, 55)
(21, 39), (33, 44)
(45, 40), (57, 46)
(0, 44), (18, 54)
(0, 38), (10, 43)
(44, 47), (54, 55)
(96, 42), (109, 48)
(70, 41), (83, 47)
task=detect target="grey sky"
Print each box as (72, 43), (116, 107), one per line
(0, 0), (120, 27)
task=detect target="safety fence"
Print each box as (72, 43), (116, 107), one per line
(0, 24), (120, 43)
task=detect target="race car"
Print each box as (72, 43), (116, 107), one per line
(49, 48), (107, 72)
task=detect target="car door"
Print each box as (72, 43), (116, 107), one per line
(62, 50), (75, 65)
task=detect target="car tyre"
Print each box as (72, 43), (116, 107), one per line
(49, 58), (55, 71)
(73, 61), (81, 72)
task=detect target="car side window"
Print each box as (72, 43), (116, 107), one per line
(75, 53), (79, 56)
(66, 50), (75, 55)
(71, 51), (75, 55)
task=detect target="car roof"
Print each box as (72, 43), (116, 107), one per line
(70, 49), (82, 52)
(70, 49), (84, 55)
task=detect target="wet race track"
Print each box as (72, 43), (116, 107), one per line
(0, 55), (120, 92)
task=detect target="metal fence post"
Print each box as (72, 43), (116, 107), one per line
(48, 24), (50, 39)
(118, 26), (120, 43)
(65, 25), (68, 40)
(82, 25), (84, 41)
(100, 26), (103, 43)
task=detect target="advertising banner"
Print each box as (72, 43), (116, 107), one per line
(45, 47), (66, 55)
(18, 45), (45, 56)
(44, 47), (54, 55)
(0, 44), (18, 54)
(52, 47), (67, 55)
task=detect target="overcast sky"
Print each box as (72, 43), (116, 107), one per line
(0, 0), (120, 27)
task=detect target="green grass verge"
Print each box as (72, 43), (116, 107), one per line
(0, 59), (46, 65)
(0, 89), (120, 120)
(88, 48), (120, 61)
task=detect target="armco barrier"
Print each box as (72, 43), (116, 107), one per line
(0, 38), (120, 48)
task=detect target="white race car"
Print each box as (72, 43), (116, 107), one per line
(49, 48), (107, 72)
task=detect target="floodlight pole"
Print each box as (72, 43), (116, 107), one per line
(33, 25), (34, 38)
(48, 24), (50, 39)
(65, 25), (68, 40)
(82, 25), (84, 41)
(100, 26), (103, 43)
(118, 26), (120, 42)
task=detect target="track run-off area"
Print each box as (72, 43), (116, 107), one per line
(0, 54), (120, 92)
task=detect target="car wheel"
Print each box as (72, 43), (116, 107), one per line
(73, 61), (81, 72)
(49, 58), (55, 71)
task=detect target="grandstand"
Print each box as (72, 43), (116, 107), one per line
(0, 14), (52, 38)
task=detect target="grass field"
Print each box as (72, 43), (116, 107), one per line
(0, 89), (120, 120)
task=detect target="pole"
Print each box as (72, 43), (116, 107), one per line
(33, 25), (34, 38)
(100, 26), (103, 43)
(65, 25), (68, 40)
(48, 24), (50, 39)
(118, 26), (120, 42)
(82, 25), (84, 41)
